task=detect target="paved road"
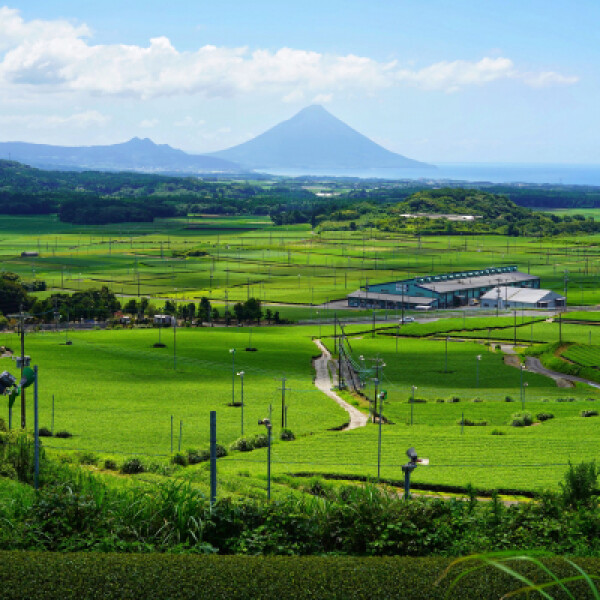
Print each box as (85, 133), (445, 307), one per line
(525, 356), (600, 389)
(313, 339), (368, 430)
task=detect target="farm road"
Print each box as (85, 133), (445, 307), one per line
(524, 357), (600, 389)
(313, 339), (368, 430)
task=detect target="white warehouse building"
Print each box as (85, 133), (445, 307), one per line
(480, 286), (565, 310)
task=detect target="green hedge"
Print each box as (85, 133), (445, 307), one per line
(2, 552), (600, 599)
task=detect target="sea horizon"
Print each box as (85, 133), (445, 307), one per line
(261, 163), (600, 187)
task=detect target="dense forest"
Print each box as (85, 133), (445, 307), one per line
(0, 159), (599, 232)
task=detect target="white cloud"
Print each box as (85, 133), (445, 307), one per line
(174, 116), (206, 127)
(0, 8), (578, 99)
(140, 118), (159, 128)
(0, 110), (109, 129)
(312, 93), (333, 103)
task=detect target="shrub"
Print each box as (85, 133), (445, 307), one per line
(505, 396), (515, 403)
(55, 430), (72, 438)
(172, 452), (188, 466)
(586, 397), (597, 402)
(510, 412), (534, 427)
(491, 429), (506, 435)
(103, 459), (118, 471)
(560, 461), (598, 508)
(38, 427), (52, 437)
(77, 452), (98, 466)
(471, 397), (483, 403)
(280, 428), (295, 441)
(556, 397), (576, 403)
(187, 445), (227, 463)
(251, 434), (269, 449)
(120, 457), (145, 474)
(435, 398), (445, 403)
(408, 398), (426, 403)
(230, 437), (254, 452)
(447, 396), (460, 403)
(536, 413), (555, 422)
(581, 410), (599, 418)
(458, 418), (487, 427)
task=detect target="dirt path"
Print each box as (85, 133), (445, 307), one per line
(313, 339), (368, 430)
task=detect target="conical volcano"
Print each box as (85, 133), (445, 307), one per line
(211, 105), (432, 170)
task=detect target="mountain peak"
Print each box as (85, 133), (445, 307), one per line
(211, 106), (432, 171)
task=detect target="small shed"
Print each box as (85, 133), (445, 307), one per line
(154, 314), (176, 326)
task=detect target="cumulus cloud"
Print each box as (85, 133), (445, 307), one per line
(0, 7), (578, 99)
(140, 118), (159, 128)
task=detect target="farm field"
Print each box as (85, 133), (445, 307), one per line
(2, 214), (600, 309)
(2, 321), (600, 495)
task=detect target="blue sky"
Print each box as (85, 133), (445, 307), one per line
(0, 1), (597, 163)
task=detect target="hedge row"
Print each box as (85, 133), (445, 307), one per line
(2, 552), (600, 599)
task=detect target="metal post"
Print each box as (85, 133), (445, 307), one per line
(173, 317), (177, 370)
(377, 392), (383, 481)
(267, 425), (272, 501)
(238, 371), (244, 436)
(445, 337), (448, 373)
(280, 377), (287, 428)
(210, 411), (217, 507)
(34, 366), (39, 490)
(20, 308), (26, 429)
(403, 468), (411, 499)
(230, 349), (235, 405)
(520, 366), (524, 410)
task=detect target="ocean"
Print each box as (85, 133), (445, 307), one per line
(262, 164), (600, 187)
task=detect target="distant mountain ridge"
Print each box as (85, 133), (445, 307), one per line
(211, 105), (433, 171)
(0, 137), (244, 174)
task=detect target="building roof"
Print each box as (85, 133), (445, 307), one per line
(348, 290), (436, 305)
(417, 271), (538, 293)
(480, 286), (564, 304)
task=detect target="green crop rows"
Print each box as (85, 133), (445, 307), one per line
(563, 344), (600, 368)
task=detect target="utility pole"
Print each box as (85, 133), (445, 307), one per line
(8, 306), (30, 429)
(279, 377), (290, 428)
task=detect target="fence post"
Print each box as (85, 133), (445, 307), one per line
(34, 366), (39, 490)
(210, 411), (217, 507)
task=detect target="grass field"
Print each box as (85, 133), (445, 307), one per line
(2, 321), (600, 495)
(2, 214), (600, 309)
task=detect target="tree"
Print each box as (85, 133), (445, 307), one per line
(233, 302), (245, 324)
(0, 272), (30, 316)
(124, 299), (138, 316)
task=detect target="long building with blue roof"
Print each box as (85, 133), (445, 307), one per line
(347, 266), (540, 310)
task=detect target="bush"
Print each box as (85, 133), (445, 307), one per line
(77, 451), (98, 466)
(536, 413), (555, 422)
(103, 459), (118, 471)
(172, 452), (188, 466)
(505, 396), (515, 403)
(187, 445), (227, 464)
(408, 398), (427, 403)
(251, 433), (269, 449)
(230, 437), (254, 452)
(446, 396), (460, 403)
(556, 397), (576, 402)
(458, 418), (487, 427)
(120, 457), (145, 474)
(491, 429), (506, 435)
(471, 397), (483, 403)
(581, 410), (599, 418)
(55, 431), (72, 438)
(38, 427), (52, 437)
(560, 461), (598, 508)
(435, 398), (445, 403)
(510, 412), (534, 427)
(280, 428), (295, 441)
